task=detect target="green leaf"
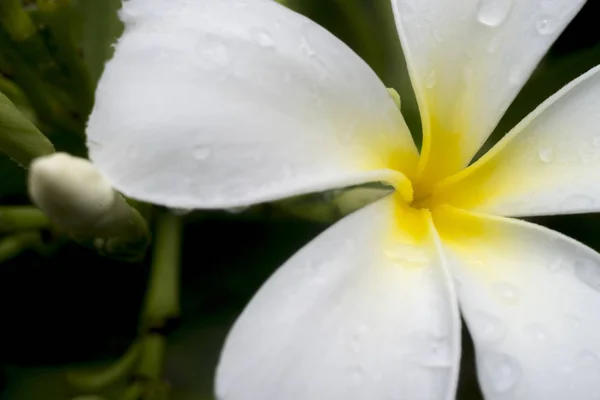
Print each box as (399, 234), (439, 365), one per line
(74, 0), (123, 86)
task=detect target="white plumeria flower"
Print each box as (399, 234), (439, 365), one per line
(84, 0), (600, 398)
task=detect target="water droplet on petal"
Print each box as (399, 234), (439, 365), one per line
(476, 0), (513, 27)
(492, 282), (520, 304)
(425, 70), (437, 89)
(426, 337), (453, 368)
(565, 314), (582, 329)
(300, 36), (315, 56)
(192, 145), (211, 160)
(197, 41), (229, 66)
(432, 29), (443, 42)
(547, 258), (563, 273)
(384, 244), (430, 268)
(250, 27), (274, 48)
(537, 147), (555, 163)
(470, 311), (508, 343)
(523, 323), (547, 345)
(480, 351), (521, 393)
(487, 34), (503, 53)
(415, 335), (453, 369)
(344, 365), (365, 385)
(508, 64), (525, 86)
(574, 258), (600, 292)
(576, 350), (599, 367)
(536, 17), (557, 35)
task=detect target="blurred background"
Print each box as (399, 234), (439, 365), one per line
(1, 0), (600, 399)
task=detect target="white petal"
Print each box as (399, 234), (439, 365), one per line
(86, 0), (418, 209)
(429, 64), (600, 216)
(391, 0), (585, 184)
(434, 206), (600, 400)
(216, 195), (460, 400)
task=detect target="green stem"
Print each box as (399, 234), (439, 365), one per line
(142, 211), (182, 330)
(0, 231), (40, 263)
(0, 206), (50, 233)
(66, 341), (141, 392)
(137, 334), (167, 379)
(125, 210), (181, 399)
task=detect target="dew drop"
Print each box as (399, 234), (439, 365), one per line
(250, 27), (274, 48)
(574, 258), (600, 292)
(508, 64), (524, 86)
(480, 352), (521, 394)
(576, 350), (599, 367)
(300, 36), (315, 56)
(547, 258), (563, 273)
(198, 41), (229, 66)
(565, 314), (582, 329)
(432, 29), (443, 42)
(592, 137), (600, 147)
(280, 164), (297, 181)
(523, 323), (547, 345)
(425, 70), (437, 89)
(493, 282), (520, 304)
(476, 0), (513, 27)
(192, 145), (211, 160)
(487, 34), (503, 53)
(426, 338), (453, 368)
(384, 245), (430, 268)
(346, 365), (365, 385)
(470, 311), (508, 343)
(537, 147), (554, 163)
(535, 17), (557, 35)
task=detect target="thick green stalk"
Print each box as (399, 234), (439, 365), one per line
(0, 206), (49, 233)
(0, 231), (40, 263)
(0, 92), (55, 168)
(126, 210), (181, 399)
(142, 211), (182, 330)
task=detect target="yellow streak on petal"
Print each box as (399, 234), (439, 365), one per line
(423, 118), (528, 211)
(375, 194), (438, 271)
(413, 81), (478, 197)
(383, 193), (432, 248)
(431, 205), (487, 246)
(431, 205), (509, 280)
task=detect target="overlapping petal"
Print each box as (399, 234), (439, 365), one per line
(216, 195), (460, 400)
(428, 65), (600, 217)
(391, 0), (585, 187)
(434, 206), (600, 400)
(86, 0), (418, 209)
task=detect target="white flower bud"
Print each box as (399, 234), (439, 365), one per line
(28, 153), (115, 231)
(28, 153), (150, 260)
